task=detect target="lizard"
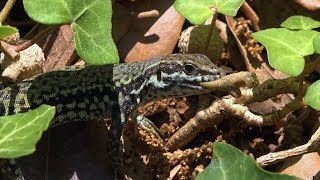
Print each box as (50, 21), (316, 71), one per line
(0, 54), (224, 179)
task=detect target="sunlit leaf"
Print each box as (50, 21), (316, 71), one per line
(23, 0), (119, 65)
(304, 80), (320, 111)
(281, 15), (320, 30)
(196, 142), (299, 180)
(0, 105), (55, 158)
(252, 28), (318, 76)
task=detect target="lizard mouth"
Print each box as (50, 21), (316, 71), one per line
(160, 70), (223, 90)
(183, 83), (203, 90)
(181, 74), (221, 89)
(197, 74), (221, 82)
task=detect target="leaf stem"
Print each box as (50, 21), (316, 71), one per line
(204, 13), (218, 53)
(295, 55), (320, 99)
(0, 0), (16, 24)
(295, 74), (305, 100)
(14, 25), (59, 52)
(0, 25), (59, 63)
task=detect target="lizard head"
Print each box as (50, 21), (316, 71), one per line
(144, 54), (224, 98)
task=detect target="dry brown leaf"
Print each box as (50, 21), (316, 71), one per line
(295, 0), (320, 10)
(281, 152), (320, 179)
(37, 25), (78, 72)
(240, 1), (260, 31)
(117, 0), (184, 62)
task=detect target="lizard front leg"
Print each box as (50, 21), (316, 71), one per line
(107, 121), (125, 179)
(107, 92), (129, 179)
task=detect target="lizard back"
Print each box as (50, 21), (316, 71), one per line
(0, 65), (117, 126)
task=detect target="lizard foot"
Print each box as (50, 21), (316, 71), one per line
(136, 115), (165, 139)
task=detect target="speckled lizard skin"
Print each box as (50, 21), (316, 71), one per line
(0, 54), (224, 179)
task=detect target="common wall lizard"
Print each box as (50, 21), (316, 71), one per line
(0, 54), (224, 179)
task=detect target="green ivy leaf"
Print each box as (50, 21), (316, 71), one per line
(23, 0), (119, 65)
(174, 0), (244, 25)
(252, 28), (318, 76)
(0, 25), (18, 39)
(0, 105), (55, 158)
(314, 33), (320, 54)
(304, 80), (320, 111)
(281, 15), (320, 30)
(213, 0), (245, 16)
(196, 142), (299, 180)
(174, 0), (216, 25)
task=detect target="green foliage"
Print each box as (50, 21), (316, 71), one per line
(23, 0), (119, 65)
(314, 33), (320, 54)
(212, 0), (245, 16)
(196, 142), (299, 180)
(0, 105), (55, 158)
(281, 15), (320, 30)
(252, 28), (318, 76)
(304, 80), (320, 111)
(0, 25), (18, 39)
(252, 15), (320, 112)
(174, 0), (244, 25)
(174, 0), (215, 25)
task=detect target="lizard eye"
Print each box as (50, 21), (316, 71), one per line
(184, 64), (196, 75)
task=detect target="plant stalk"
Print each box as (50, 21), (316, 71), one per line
(0, 0), (17, 23)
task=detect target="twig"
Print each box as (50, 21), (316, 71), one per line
(166, 98), (223, 151)
(0, 0), (16, 23)
(200, 71), (259, 91)
(263, 98), (304, 126)
(166, 72), (303, 151)
(257, 121), (320, 167)
(14, 25), (59, 52)
(0, 25), (59, 63)
(204, 12), (218, 53)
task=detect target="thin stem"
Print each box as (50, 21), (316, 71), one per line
(24, 23), (41, 39)
(295, 55), (320, 99)
(264, 98), (304, 126)
(14, 25), (59, 52)
(0, 0), (16, 23)
(204, 12), (218, 52)
(296, 75), (305, 100)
